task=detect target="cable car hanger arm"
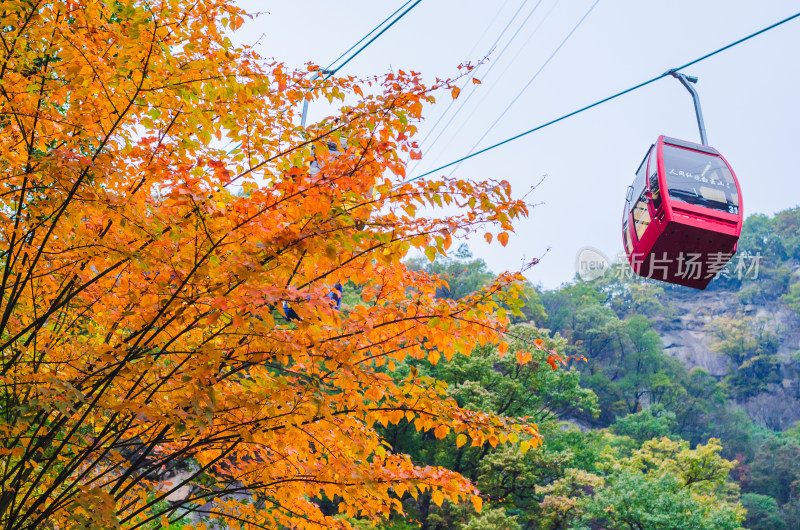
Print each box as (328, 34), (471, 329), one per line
(665, 69), (708, 146)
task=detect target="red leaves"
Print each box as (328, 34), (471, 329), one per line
(547, 354), (566, 371)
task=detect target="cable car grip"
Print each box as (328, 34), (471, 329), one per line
(664, 69), (708, 146)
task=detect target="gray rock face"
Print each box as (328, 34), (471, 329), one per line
(657, 292), (735, 376)
(653, 288), (800, 430)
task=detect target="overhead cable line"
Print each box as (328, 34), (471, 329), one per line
(320, 0), (423, 81)
(413, 0), (529, 154)
(409, 0), (546, 175)
(323, 0), (420, 75)
(301, 0), (423, 126)
(425, 0), (561, 168)
(445, 0), (599, 178)
(402, 9), (800, 185)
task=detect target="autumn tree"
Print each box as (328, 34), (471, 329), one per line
(0, 1), (541, 528)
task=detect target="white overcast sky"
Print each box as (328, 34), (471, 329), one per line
(235, 1), (800, 289)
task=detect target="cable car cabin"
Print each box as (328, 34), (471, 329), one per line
(622, 135), (742, 290)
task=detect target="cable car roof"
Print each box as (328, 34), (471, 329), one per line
(662, 136), (719, 156)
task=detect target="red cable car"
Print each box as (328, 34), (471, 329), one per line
(621, 72), (743, 290)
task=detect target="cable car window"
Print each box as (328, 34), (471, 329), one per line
(632, 191), (651, 240)
(628, 157), (650, 240)
(663, 144), (740, 215)
(623, 188), (632, 223)
(647, 147), (662, 211)
(623, 219), (633, 255)
(630, 155), (647, 210)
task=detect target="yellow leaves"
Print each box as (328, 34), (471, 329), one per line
(242, 180), (259, 194)
(471, 495), (483, 513)
(432, 490), (444, 507)
(424, 246), (437, 262)
(456, 434), (468, 448)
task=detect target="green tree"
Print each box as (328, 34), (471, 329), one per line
(741, 494), (787, 530)
(746, 435), (800, 505)
(781, 281), (800, 315)
(381, 324), (598, 529)
(612, 405), (677, 443)
(538, 436), (745, 529)
(709, 315), (781, 397)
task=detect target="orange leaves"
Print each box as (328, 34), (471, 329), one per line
(483, 231), (510, 247)
(498, 341), (509, 357)
(434, 424), (449, 439)
(0, 0), (539, 527)
(428, 349), (441, 365)
(450, 86), (461, 99)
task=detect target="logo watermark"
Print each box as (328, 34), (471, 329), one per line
(575, 248), (762, 282)
(575, 247), (611, 281)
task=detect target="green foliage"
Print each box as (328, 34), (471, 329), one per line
(541, 281), (692, 428)
(741, 493), (787, 530)
(574, 470), (743, 530)
(612, 405), (677, 443)
(781, 280), (800, 315)
(537, 435), (744, 529)
(407, 249), (496, 302)
(708, 315), (781, 398)
(460, 508), (521, 530)
(746, 434), (800, 505)
(384, 211), (800, 529)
